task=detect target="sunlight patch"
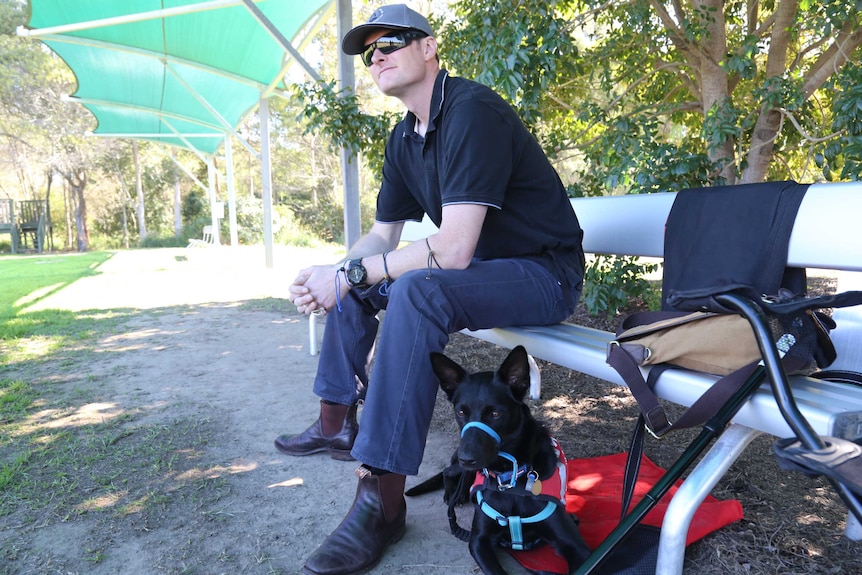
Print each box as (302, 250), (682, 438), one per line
(227, 461), (258, 474)
(4, 336), (63, 362)
(98, 328), (180, 353)
(75, 491), (128, 513)
(175, 464), (229, 482)
(15, 283), (65, 307)
(23, 402), (124, 432)
(268, 477), (304, 488)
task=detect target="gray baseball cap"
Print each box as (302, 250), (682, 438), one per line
(341, 4), (434, 55)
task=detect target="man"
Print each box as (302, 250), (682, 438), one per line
(280, 5), (585, 575)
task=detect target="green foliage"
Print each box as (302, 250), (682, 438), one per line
(233, 195), (266, 244)
(582, 255), (660, 318)
(182, 189), (206, 225)
(703, 97), (744, 155)
(821, 62), (862, 181)
(290, 81), (399, 175)
(439, 0), (580, 128)
(140, 157), (180, 235)
(289, 192), (344, 245)
(273, 205), (326, 248)
(439, 0), (862, 190)
(138, 235), (187, 248)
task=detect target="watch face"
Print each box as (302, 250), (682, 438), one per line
(346, 262), (366, 286)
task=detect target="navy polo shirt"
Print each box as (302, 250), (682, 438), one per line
(376, 70), (584, 273)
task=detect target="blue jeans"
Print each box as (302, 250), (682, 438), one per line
(313, 257), (581, 475)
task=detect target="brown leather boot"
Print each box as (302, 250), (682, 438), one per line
(301, 466), (407, 575)
(274, 400), (358, 461)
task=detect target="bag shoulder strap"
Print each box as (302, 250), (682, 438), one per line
(608, 341), (762, 437)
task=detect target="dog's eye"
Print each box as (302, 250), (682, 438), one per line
(456, 408), (466, 417)
(490, 410), (502, 419)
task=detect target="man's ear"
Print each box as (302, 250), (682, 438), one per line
(422, 36), (438, 62)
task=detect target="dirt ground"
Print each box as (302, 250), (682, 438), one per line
(1, 246), (860, 575)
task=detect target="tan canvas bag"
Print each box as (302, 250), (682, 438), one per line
(613, 311), (761, 376)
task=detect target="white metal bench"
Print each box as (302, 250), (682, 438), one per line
(308, 182), (862, 573)
(187, 225), (215, 248)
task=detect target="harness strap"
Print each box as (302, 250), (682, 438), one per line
(475, 490), (558, 550)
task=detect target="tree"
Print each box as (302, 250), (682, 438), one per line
(440, 0), (862, 193)
(0, 0), (108, 251)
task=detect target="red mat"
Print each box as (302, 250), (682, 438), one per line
(507, 453), (744, 574)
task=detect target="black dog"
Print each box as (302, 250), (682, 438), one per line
(408, 346), (591, 575)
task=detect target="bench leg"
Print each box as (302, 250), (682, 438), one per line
(309, 313), (318, 356)
(527, 353), (541, 399)
(846, 511), (862, 541)
(656, 424), (762, 575)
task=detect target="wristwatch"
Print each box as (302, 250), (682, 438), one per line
(344, 258), (368, 287)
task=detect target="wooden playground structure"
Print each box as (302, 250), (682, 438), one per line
(0, 199), (53, 254)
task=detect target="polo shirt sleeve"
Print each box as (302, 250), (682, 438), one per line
(376, 127), (424, 223)
(438, 97), (513, 209)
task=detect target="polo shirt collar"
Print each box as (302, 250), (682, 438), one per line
(406, 69), (449, 136)
(426, 69), (449, 134)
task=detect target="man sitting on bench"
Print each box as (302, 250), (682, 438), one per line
(275, 5), (585, 575)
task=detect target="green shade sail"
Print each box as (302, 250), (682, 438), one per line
(23, 0), (332, 155)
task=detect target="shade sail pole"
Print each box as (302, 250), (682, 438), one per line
(337, 0), (360, 249)
(259, 95), (274, 268)
(206, 158), (221, 245)
(225, 136), (238, 247)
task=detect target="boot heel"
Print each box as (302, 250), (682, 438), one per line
(328, 447), (356, 461)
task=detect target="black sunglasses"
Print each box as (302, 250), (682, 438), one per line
(361, 30), (427, 67)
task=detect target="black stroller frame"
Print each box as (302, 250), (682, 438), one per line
(575, 292), (862, 574)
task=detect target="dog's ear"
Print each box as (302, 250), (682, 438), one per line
(430, 352), (467, 399)
(498, 345), (531, 401)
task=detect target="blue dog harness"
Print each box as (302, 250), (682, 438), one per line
(461, 421), (567, 551)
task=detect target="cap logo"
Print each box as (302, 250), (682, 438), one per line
(369, 8), (385, 23)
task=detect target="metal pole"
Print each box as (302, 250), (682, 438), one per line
(337, 0), (361, 249)
(225, 136), (238, 247)
(206, 158), (220, 245)
(259, 95), (274, 268)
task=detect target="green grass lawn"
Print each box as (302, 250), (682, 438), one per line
(0, 251), (222, 525)
(0, 251), (113, 342)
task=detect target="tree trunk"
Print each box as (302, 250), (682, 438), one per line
(43, 169), (53, 252)
(697, 0), (735, 184)
(741, 0), (798, 184)
(116, 170), (130, 249)
(172, 148), (181, 237)
(63, 177), (73, 249)
(67, 168), (89, 252)
(133, 140), (146, 240)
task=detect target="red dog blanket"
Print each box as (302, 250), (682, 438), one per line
(507, 452), (744, 574)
